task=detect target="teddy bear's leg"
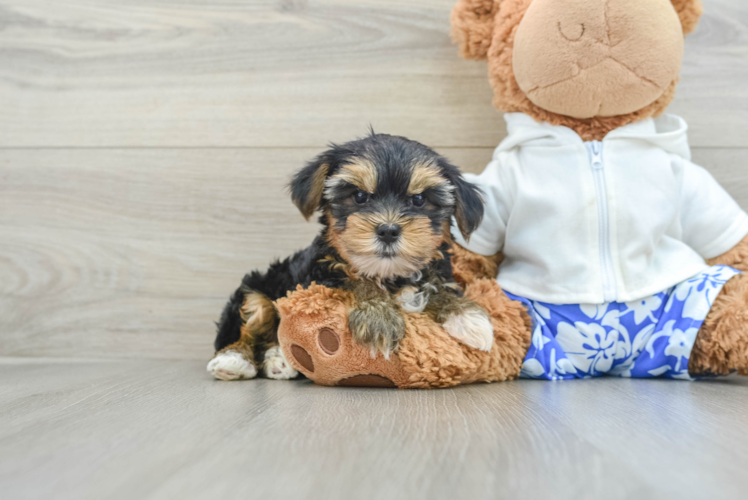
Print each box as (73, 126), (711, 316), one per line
(421, 285), (494, 352)
(690, 235), (748, 377)
(449, 242), (502, 285)
(399, 278), (533, 387)
(275, 285), (413, 388)
(276, 281), (533, 389)
(689, 272), (748, 377)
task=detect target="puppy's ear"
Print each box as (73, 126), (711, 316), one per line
(438, 160), (484, 239)
(290, 153), (332, 221)
(452, 176), (484, 239)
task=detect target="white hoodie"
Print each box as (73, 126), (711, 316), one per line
(452, 113), (748, 305)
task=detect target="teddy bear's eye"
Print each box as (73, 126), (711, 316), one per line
(412, 193), (425, 207)
(558, 21), (585, 42)
(353, 191), (369, 205)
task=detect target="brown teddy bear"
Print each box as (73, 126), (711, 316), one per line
(275, 0), (748, 387)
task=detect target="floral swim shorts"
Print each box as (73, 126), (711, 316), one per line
(507, 265), (741, 380)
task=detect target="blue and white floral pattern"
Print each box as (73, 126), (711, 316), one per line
(510, 265), (740, 381)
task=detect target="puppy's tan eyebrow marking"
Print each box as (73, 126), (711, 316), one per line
(331, 161), (378, 193)
(408, 163), (448, 195)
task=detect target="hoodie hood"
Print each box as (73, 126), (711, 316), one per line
(496, 113), (691, 161)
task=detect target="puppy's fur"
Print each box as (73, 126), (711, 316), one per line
(208, 133), (489, 381)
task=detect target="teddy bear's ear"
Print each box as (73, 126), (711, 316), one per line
(450, 0), (502, 61)
(670, 0), (704, 35)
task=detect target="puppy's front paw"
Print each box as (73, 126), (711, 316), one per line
(207, 350), (258, 381)
(262, 346), (299, 380)
(348, 304), (405, 359)
(442, 307), (494, 352)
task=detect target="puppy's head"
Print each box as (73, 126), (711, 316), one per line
(290, 133), (483, 280)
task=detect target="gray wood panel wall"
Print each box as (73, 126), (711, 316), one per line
(1, 0), (747, 361)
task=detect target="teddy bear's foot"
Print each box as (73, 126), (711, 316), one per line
(690, 272), (748, 377)
(207, 350), (258, 381)
(275, 285), (412, 387)
(261, 345), (299, 380)
(442, 306), (494, 352)
(282, 324), (407, 387)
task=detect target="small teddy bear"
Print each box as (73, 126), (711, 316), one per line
(272, 0), (748, 387)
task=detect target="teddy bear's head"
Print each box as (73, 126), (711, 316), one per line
(452, 0), (703, 140)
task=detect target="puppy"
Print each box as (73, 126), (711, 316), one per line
(208, 133), (493, 381)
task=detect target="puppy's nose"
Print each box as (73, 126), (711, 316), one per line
(376, 224), (401, 244)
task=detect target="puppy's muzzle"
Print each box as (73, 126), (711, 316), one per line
(376, 224), (401, 245)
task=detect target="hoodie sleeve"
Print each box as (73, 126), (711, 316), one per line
(677, 158), (748, 260)
(451, 157), (513, 256)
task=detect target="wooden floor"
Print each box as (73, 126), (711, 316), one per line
(2, 0), (748, 498)
(3, 358), (748, 500)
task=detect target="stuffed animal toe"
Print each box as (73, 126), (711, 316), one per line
(690, 273), (748, 377)
(689, 236), (748, 377)
(275, 280), (531, 389)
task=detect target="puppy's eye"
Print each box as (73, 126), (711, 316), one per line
(411, 193), (425, 208)
(353, 191), (369, 205)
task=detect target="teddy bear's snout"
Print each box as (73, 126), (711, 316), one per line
(512, 0), (685, 119)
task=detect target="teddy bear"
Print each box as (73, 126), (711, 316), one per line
(274, 0), (748, 387)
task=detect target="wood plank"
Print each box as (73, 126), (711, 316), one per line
(1, 147), (746, 360)
(0, 359), (296, 500)
(2, 359), (748, 499)
(515, 377), (748, 500)
(0, 0), (503, 148)
(0, 148), (317, 360)
(0, 0), (746, 148)
(670, 0), (748, 146)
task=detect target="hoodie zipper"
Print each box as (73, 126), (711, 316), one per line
(586, 140), (618, 303)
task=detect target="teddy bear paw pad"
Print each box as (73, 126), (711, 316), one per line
(262, 346), (299, 380)
(337, 374), (396, 388)
(207, 351), (258, 381)
(318, 327), (340, 355)
(290, 344), (315, 373)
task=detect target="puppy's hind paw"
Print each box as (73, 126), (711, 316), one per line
(442, 307), (494, 352)
(262, 346), (299, 380)
(207, 350), (257, 381)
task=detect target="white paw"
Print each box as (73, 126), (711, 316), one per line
(396, 286), (429, 313)
(207, 350), (257, 381)
(262, 346), (299, 380)
(442, 308), (494, 352)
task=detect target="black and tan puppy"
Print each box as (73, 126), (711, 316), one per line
(208, 133), (492, 381)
